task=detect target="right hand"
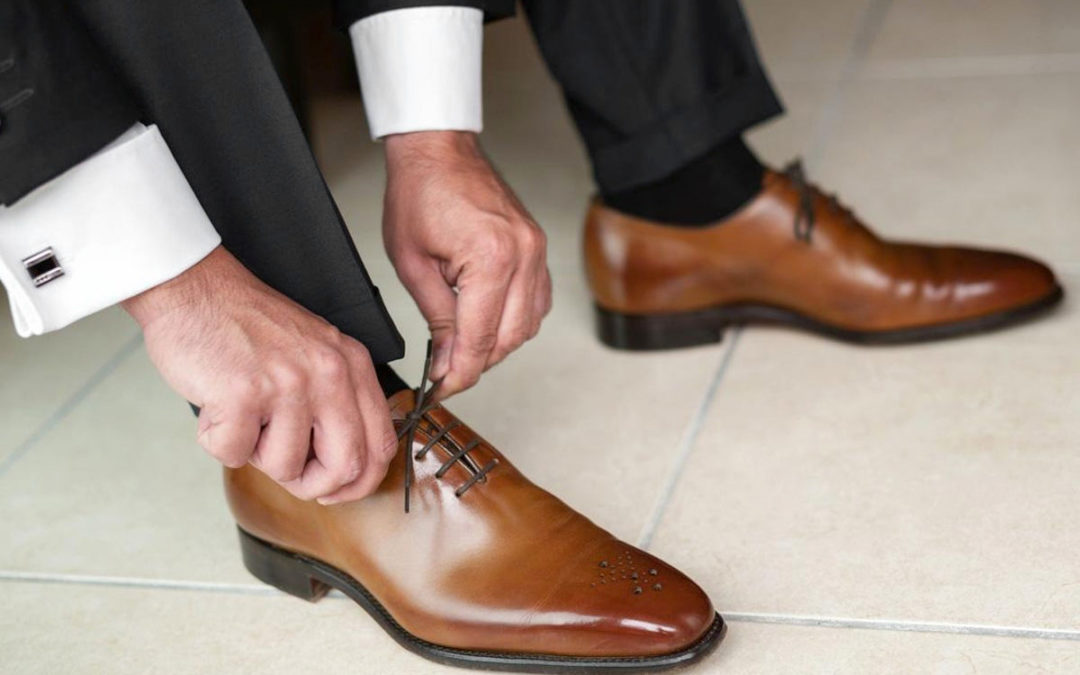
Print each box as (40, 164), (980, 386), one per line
(382, 131), (552, 400)
(122, 246), (397, 505)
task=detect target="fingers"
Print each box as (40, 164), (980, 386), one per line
(486, 230), (550, 369)
(248, 402), (312, 483)
(438, 259), (511, 399)
(534, 265), (553, 328)
(271, 348), (365, 501)
(282, 401), (364, 502)
(197, 403), (261, 469)
(484, 267), (532, 370)
(436, 225), (549, 399)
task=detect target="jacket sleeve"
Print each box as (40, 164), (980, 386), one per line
(0, 0), (141, 205)
(332, 0), (515, 28)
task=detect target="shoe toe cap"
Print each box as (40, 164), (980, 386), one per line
(935, 247), (1062, 317)
(536, 542), (717, 658)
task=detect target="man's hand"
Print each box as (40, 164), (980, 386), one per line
(383, 131), (552, 399)
(123, 247), (396, 505)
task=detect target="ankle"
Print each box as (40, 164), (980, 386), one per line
(602, 136), (764, 226)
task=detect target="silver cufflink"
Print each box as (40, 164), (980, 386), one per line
(22, 247), (64, 287)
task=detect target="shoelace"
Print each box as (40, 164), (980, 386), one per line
(783, 159), (854, 244)
(397, 341), (498, 513)
(784, 159), (816, 243)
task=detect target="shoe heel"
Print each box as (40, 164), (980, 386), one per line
(595, 305), (727, 351)
(238, 528), (330, 602)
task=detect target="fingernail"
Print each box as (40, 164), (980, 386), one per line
(317, 497), (339, 506)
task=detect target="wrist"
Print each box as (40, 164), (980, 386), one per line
(122, 245), (228, 328)
(384, 130), (480, 164)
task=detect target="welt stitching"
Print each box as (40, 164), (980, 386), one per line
(0, 88), (33, 112)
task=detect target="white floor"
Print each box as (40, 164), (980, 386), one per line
(3, 2), (1079, 672)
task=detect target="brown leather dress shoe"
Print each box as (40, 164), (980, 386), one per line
(226, 362), (723, 671)
(585, 162), (1063, 349)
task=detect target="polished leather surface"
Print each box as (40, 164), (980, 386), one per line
(226, 389), (715, 657)
(585, 169), (1061, 331)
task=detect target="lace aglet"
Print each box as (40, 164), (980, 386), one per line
(404, 424), (415, 514)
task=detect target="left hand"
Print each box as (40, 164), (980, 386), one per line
(382, 131), (552, 399)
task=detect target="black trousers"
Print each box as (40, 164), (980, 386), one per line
(2, 0), (779, 365)
(522, 0), (782, 193)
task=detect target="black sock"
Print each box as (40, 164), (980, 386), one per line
(602, 136), (765, 226)
(374, 363), (410, 397)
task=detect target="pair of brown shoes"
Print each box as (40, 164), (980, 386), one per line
(228, 166), (1062, 672)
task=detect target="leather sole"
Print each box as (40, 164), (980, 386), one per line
(238, 528), (727, 673)
(596, 285), (1064, 351)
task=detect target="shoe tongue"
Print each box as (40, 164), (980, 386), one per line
(763, 167), (792, 190)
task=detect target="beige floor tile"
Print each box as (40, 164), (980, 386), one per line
(813, 73), (1080, 269)
(4, 582), (1078, 674)
(0, 582), (452, 675)
(0, 304), (139, 465)
(869, 0), (1080, 63)
(705, 620), (1080, 674)
(746, 79), (835, 169)
(0, 350), (250, 584)
(743, 0), (873, 80)
(650, 271), (1079, 628)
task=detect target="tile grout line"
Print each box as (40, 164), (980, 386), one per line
(0, 570), (276, 596)
(768, 52), (1080, 84)
(859, 53), (1080, 80)
(803, 0), (893, 168)
(635, 327), (743, 550)
(0, 330), (143, 480)
(724, 611), (1080, 643)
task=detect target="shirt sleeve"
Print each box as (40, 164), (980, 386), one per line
(349, 6), (484, 139)
(0, 123), (221, 337)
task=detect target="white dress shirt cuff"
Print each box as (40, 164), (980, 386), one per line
(350, 7), (484, 139)
(0, 123), (221, 337)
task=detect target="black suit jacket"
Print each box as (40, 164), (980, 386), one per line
(335, 0), (513, 26)
(0, 1), (138, 204)
(0, 0), (513, 362)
